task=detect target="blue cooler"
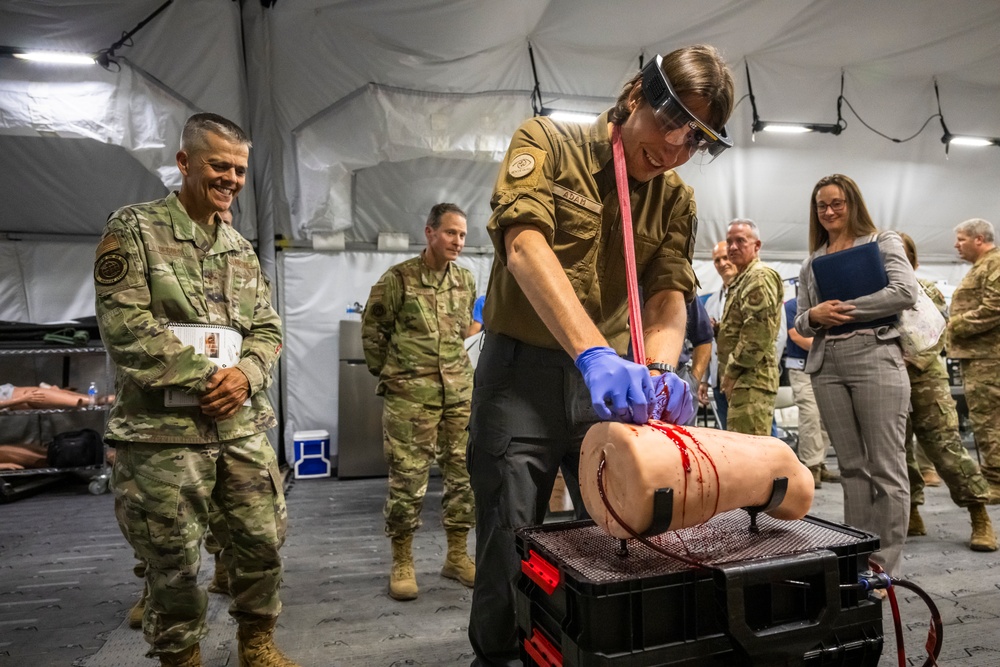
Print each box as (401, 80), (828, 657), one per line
(292, 429), (331, 479)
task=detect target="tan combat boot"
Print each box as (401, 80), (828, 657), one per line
(820, 464), (840, 483)
(969, 503), (998, 552)
(237, 618), (299, 667)
(159, 643), (202, 667)
(389, 535), (419, 601)
(441, 529), (476, 587)
(128, 581), (148, 629)
(907, 505), (927, 536)
(808, 465), (822, 489)
(207, 553), (230, 595)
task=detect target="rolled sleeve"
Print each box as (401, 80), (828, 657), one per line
(486, 120), (558, 265)
(640, 197), (698, 300)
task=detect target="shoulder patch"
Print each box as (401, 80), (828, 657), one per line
(95, 252), (129, 286)
(370, 303), (388, 319)
(502, 147), (546, 189)
(508, 153), (536, 178)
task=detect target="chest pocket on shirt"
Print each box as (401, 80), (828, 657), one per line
(400, 287), (436, 335)
(553, 201), (600, 286)
(168, 260), (206, 317)
(228, 268), (259, 332)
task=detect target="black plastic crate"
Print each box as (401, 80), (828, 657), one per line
(516, 511), (883, 666)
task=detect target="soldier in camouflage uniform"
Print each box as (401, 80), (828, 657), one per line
(950, 218), (1000, 505)
(95, 113), (296, 667)
(361, 203), (477, 601)
(897, 233), (995, 550)
(717, 219), (784, 435)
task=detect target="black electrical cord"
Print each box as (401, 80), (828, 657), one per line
(747, 59), (948, 144)
(527, 43), (543, 116)
(838, 95), (941, 143)
(95, 0), (174, 71)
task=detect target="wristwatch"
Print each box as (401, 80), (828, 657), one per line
(646, 362), (676, 375)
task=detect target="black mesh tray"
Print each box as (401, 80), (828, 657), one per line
(520, 511), (876, 584)
(516, 512), (883, 667)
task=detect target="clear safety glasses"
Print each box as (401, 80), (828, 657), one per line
(641, 54), (733, 158)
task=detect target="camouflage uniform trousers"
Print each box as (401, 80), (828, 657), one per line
(726, 386), (776, 436)
(133, 508), (229, 579)
(111, 432), (287, 656)
(961, 359), (1000, 487)
(382, 392), (475, 538)
(905, 371), (989, 507)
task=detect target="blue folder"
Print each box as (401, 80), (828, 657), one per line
(811, 240), (898, 335)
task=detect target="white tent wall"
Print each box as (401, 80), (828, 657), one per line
(0, 243), (97, 323)
(352, 157), (501, 249)
(292, 84), (533, 237)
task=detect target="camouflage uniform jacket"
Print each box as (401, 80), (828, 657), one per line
(717, 258), (783, 392)
(907, 278), (949, 376)
(949, 247), (1000, 359)
(361, 253), (475, 406)
(94, 193), (282, 443)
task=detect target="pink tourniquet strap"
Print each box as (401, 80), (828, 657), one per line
(611, 124), (645, 365)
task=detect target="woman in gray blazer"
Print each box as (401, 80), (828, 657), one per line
(794, 174), (918, 577)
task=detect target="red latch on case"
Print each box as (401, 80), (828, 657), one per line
(521, 549), (560, 595)
(523, 627), (562, 667)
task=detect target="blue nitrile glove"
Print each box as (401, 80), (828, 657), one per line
(574, 346), (654, 423)
(651, 371), (696, 424)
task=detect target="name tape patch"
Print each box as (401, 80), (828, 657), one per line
(551, 185), (603, 215)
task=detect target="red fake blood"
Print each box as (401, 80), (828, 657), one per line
(647, 421), (691, 527)
(648, 421), (692, 472)
(673, 425), (721, 518)
(646, 422), (722, 524)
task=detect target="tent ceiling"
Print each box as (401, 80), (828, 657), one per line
(0, 0), (998, 261)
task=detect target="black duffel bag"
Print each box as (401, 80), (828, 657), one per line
(47, 429), (104, 468)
